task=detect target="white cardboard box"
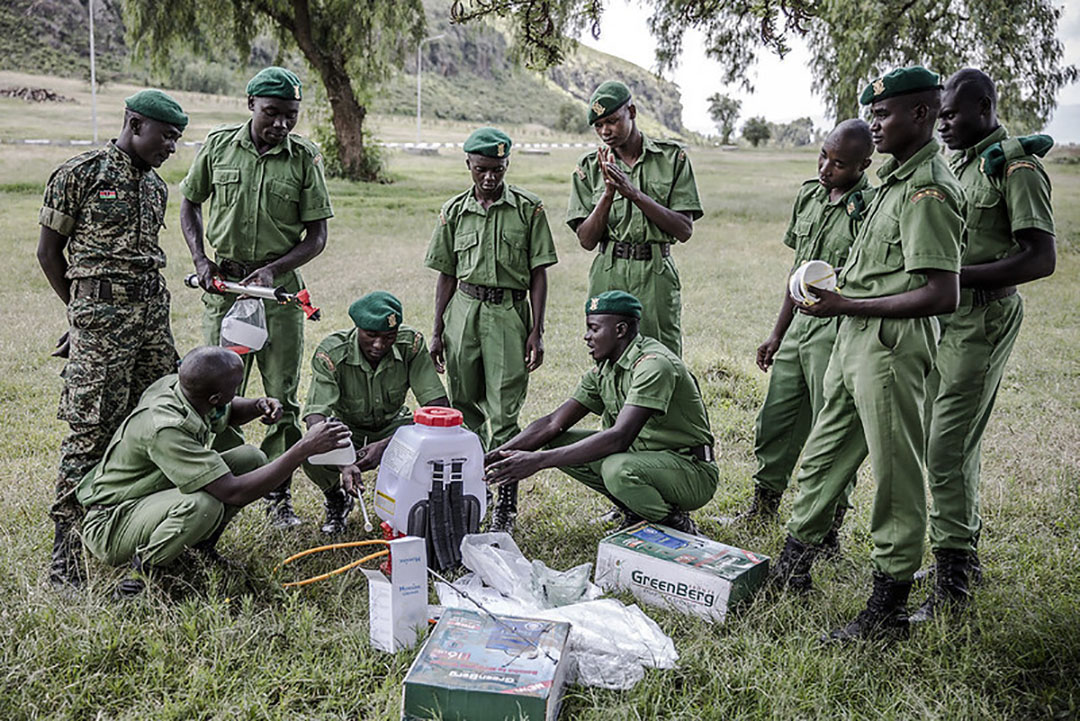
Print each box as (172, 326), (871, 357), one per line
(595, 522), (769, 623)
(364, 536), (428, 652)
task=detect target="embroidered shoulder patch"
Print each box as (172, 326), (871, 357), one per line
(910, 188), (945, 204)
(314, 351), (335, 372)
(575, 166), (586, 181)
(533, 203), (545, 216)
(632, 353), (657, 368)
(1006, 160), (1037, 177)
(439, 210), (447, 226)
(411, 332), (423, 354)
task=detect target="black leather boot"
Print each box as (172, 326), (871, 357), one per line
(768, 534), (818, 594)
(823, 571), (912, 643)
(818, 504), (849, 560)
(48, 518), (84, 589)
(265, 478), (302, 528)
(112, 555), (150, 600)
(320, 486), (355, 535)
(715, 485), (783, 525)
(489, 481), (518, 533)
(660, 510), (700, 535)
(909, 548), (971, 623)
(914, 550), (982, 586)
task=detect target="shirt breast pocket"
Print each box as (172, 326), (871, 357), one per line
(645, 180), (671, 205)
(267, 179), (300, 225)
(967, 187), (1003, 231)
(212, 167), (241, 207)
(869, 212), (903, 266)
(793, 218), (814, 260)
(453, 230), (481, 277)
(499, 227), (528, 271)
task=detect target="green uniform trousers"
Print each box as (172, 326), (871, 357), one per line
(588, 247), (682, 356)
(788, 315), (936, 581)
(302, 412), (412, 492)
(442, 290), (531, 451)
(81, 445), (267, 568)
(550, 429), (717, 521)
(752, 313), (854, 507)
(55, 284), (179, 525)
(202, 270), (305, 460)
(927, 294), (1023, 553)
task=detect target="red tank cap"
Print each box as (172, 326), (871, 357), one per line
(414, 407), (464, 427)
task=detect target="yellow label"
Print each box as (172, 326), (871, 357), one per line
(375, 490), (396, 515)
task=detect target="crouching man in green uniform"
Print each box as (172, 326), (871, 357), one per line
(720, 120), (874, 558)
(179, 66), (334, 528)
(769, 68), (964, 643)
(77, 347), (351, 597)
(302, 292), (450, 535)
(567, 81), (703, 356)
(37, 90), (188, 588)
(484, 291), (717, 535)
(910, 68), (1057, 622)
(425, 127), (558, 533)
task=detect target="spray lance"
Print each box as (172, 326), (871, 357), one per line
(183, 274), (322, 321)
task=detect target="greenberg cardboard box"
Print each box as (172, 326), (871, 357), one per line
(594, 522), (769, 623)
(402, 608), (570, 721)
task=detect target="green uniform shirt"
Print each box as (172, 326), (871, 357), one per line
(76, 375), (232, 507)
(566, 133), (703, 243)
(839, 139), (963, 299)
(571, 335), (713, 452)
(179, 121), (334, 263)
(303, 325), (446, 431)
(948, 126), (1055, 266)
(424, 183), (558, 290)
(784, 175), (872, 269)
(39, 142), (168, 280)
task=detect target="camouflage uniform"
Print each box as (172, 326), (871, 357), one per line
(39, 142), (179, 530)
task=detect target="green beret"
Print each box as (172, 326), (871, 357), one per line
(124, 89), (188, 131)
(348, 291), (403, 332)
(463, 127), (512, 158)
(588, 81), (631, 125)
(859, 66), (942, 105)
(585, 290), (642, 319)
(979, 134), (1054, 177)
(246, 66), (303, 101)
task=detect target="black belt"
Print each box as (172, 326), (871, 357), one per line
(970, 286), (1017, 307)
(72, 275), (163, 303)
(458, 281), (527, 303)
(89, 503), (113, 512)
(600, 240), (671, 260)
(682, 444), (715, 463)
(217, 257), (275, 279)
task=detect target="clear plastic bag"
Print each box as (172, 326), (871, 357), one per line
(220, 298), (267, 352)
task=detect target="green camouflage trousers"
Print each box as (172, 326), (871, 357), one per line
(54, 281), (179, 525)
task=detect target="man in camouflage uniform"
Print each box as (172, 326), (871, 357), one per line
(37, 90), (188, 588)
(180, 67), (333, 528)
(302, 291), (449, 534)
(911, 68), (1057, 622)
(567, 80), (703, 357)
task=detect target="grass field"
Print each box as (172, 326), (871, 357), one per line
(1, 72), (1079, 720)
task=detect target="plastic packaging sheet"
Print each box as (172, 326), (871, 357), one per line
(220, 297), (268, 351)
(436, 533), (678, 690)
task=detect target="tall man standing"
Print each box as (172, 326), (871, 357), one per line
(180, 67), (334, 528)
(721, 120), (874, 556)
(912, 68), (1056, 621)
(425, 127), (558, 533)
(567, 80), (703, 356)
(769, 67), (964, 642)
(37, 90), (188, 588)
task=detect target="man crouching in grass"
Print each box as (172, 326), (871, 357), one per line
(76, 346), (351, 598)
(484, 291), (717, 535)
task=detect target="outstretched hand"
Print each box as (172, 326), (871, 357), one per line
(484, 449), (544, 488)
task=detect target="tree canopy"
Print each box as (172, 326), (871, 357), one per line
(707, 92), (740, 144)
(742, 116), (771, 147)
(123, 0), (425, 180)
(449, 0), (1076, 132)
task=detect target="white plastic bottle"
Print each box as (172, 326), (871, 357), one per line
(374, 407), (486, 534)
(307, 419), (357, 466)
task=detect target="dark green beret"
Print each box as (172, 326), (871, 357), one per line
(349, 291), (403, 332)
(859, 66), (942, 105)
(464, 127), (512, 158)
(124, 89), (188, 131)
(585, 290), (642, 319)
(246, 67), (303, 101)
(979, 134), (1054, 177)
(588, 81), (631, 125)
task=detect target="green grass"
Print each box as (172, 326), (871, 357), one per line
(1, 73), (1079, 719)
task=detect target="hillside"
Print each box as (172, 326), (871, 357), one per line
(0, 0), (688, 139)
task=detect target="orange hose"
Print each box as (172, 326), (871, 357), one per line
(278, 539), (391, 589)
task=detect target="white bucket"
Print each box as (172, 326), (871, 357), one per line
(790, 260), (837, 305)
